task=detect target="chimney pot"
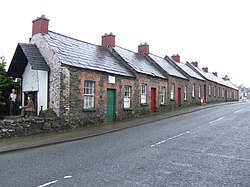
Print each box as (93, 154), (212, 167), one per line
(213, 72), (218, 76)
(223, 75), (230, 81)
(102, 32), (116, 47)
(202, 67), (208, 73)
(32, 15), (50, 36)
(191, 61), (198, 67)
(172, 54), (180, 62)
(138, 42), (149, 55)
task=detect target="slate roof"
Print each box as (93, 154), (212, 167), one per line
(170, 59), (205, 81)
(149, 54), (187, 80)
(190, 65), (238, 90)
(43, 31), (134, 77)
(113, 46), (166, 79)
(8, 43), (49, 77)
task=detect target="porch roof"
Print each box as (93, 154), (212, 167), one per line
(8, 43), (49, 78)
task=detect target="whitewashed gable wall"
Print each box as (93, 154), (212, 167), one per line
(22, 63), (38, 92)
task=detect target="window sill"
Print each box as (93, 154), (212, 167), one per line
(83, 108), (96, 112)
(140, 103), (148, 106)
(123, 108), (133, 111)
(170, 99), (175, 101)
(160, 103), (167, 106)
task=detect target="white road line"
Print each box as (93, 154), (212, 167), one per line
(38, 180), (58, 187)
(156, 140), (166, 145)
(150, 131), (190, 147)
(209, 116), (225, 124)
(234, 109), (242, 114)
(63, 176), (72, 179)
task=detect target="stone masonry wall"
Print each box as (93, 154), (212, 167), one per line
(0, 116), (66, 139)
(62, 65), (138, 127)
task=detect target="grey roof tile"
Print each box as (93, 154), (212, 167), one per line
(19, 43), (49, 71)
(174, 61), (205, 81)
(8, 43), (49, 77)
(44, 31), (134, 77)
(149, 54), (187, 79)
(114, 46), (166, 79)
(191, 65), (238, 90)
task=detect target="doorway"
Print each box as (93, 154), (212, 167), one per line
(151, 88), (156, 112)
(106, 89), (116, 122)
(24, 91), (37, 115)
(204, 85), (207, 103)
(177, 87), (181, 107)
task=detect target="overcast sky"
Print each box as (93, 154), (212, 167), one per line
(0, 0), (249, 86)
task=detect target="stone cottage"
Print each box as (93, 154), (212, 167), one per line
(8, 15), (239, 125)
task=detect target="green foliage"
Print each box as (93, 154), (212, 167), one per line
(0, 60), (19, 115)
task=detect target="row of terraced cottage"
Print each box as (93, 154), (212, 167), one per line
(8, 15), (238, 125)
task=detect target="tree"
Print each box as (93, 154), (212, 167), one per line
(0, 57), (18, 115)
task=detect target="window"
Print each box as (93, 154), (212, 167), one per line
(161, 86), (166, 104)
(192, 84), (195, 98)
(208, 84), (211, 96)
(218, 87), (220, 97)
(84, 81), (95, 109)
(141, 84), (147, 104)
(198, 85), (201, 98)
(171, 83), (175, 100)
(124, 85), (131, 108)
(184, 86), (187, 100)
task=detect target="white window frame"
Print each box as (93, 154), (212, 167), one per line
(171, 83), (175, 100)
(184, 86), (187, 101)
(198, 85), (201, 98)
(84, 81), (95, 109)
(208, 84), (211, 96)
(192, 84), (195, 98)
(124, 85), (131, 108)
(141, 84), (147, 104)
(161, 86), (166, 104)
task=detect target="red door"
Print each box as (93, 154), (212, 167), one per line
(204, 85), (207, 103)
(177, 87), (181, 107)
(151, 88), (156, 112)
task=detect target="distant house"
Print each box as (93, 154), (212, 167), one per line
(8, 15), (239, 125)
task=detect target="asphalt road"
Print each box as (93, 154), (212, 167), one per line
(1, 102), (250, 187)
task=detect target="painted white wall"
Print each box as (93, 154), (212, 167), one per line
(37, 70), (48, 111)
(22, 63), (38, 92)
(22, 62), (48, 113)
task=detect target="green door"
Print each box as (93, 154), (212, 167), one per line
(106, 89), (116, 122)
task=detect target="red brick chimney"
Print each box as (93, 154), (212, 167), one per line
(172, 54), (180, 62)
(102, 32), (116, 47)
(191, 61), (198, 68)
(32, 15), (50, 36)
(202, 67), (208, 73)
(212, 72), (218, 76)
(138, 42), (149, 55)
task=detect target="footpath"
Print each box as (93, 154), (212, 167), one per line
(0, 102), (235, 154)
